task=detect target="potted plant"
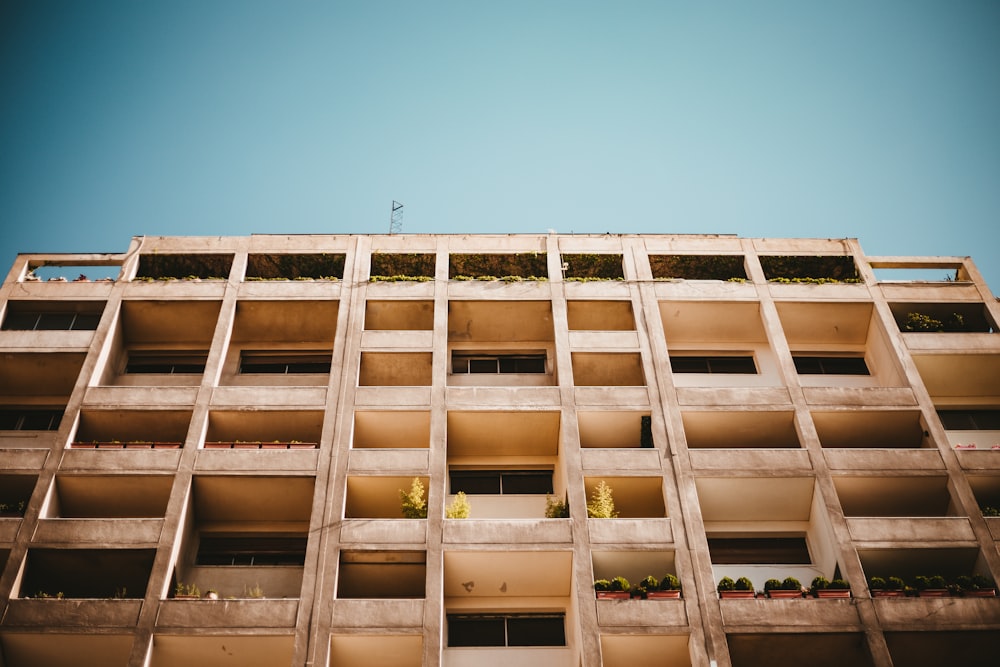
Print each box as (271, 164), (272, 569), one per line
(648, 573), (682, 599)
(445, 491), (471, 518)
(635, 575), (658, 599)
(718, 576), (755, 599)
(914, 575), (949, 598)
(174, 582), (200, 600)
(545, 494), (569, 518)
(765, 577), (803, 599)
(399, 478), (428, 519)
(954, 574), (997, 598)
(586, 480), (618, 518)
(609, 576), (631, 599)
(595, 577), (630, 600)
(811, 576), (851, 598)
(869, 576), (906, 598)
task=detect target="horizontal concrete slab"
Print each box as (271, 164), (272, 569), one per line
(720, 597), (862, 629)
(331, 599), (425, 628)
(688, 449), (812, 472)
(32, 518), (164, 547)
(847, 517), (976, 544)
(340, 519), (427, 545)
(156, 598), (298, 628)
(802, 387), (917, 406)
(873, 597), (1000, 630)
(595, 597), (689, 627)
(580, 448), (662, 472)
(588, 518), (672, 545)
(443, 518), (573, 545)
(348, 449), (429, 473)
(3, 599), (143, 627)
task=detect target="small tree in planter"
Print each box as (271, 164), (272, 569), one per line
(399, 478), (428, 519)
(913, 575), (949, 597)
(811, 576), (851, 598)
(719, 576), (755, 599)
(636, 576), (658, 599)
(955, 574), (998, 598)
(869, 575), (906, 598)
(764, 577), (803, 599)
(545, 494), (569, 518)
(586, 480), (618, 518)
(609, 576), (631, 598)
(445, 492), (471, 519)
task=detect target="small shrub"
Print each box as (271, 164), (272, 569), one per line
(593, 579), (611, 592)
(717, 576), (736, 592)
(886, 576), (905, 591)
(659, 573), (681, 591)
(811, 576), (830, 591)
(175, 582), (200, 598)
(639, 575), (659, 592)
(586, 480), (618, 518)
(829, 579), (850, 590)
(735, 577), (754, 591)
(399, 478), (428, 519)
(544, 495), (569, 518)
(764, 578), (783, 592)
(609, 576), (630, 593)
(868, 576), (887, 590)
(445, 491), (471, 519)
(781, 576), (802, 591)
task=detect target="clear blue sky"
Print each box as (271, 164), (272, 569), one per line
(2, 1), (998, 290)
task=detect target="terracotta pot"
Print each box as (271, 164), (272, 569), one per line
(766, 590), (803, 599)
(872, 590), (905, 598)
(719, 590), (755, 599)
(596, 591), (630, 600)
(816, 589), (851, 599)
(917, 589), (950, 598)
(647, 590), (682, 599)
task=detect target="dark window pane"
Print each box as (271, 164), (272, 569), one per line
(71, 313), (101, 330)
(670, 357), (709, 373)
(448, 617), (506, 647)
(502, 471), (553, 494)
(507, 616), (566, 647)
(171, 363), (207, 373)
(794, 356), (869, 375)
(286, 361), (330, 373)
(707, 357), (757, 374)
(708, 537), (811, 564)
(196, 536), (306, 566)
(511, 356), (546, 373)
(468, 358), (498, 373)
(36, 313), (75, 330)
(452, 356), (470, 373)
(939, 410), (1000, 430)
(450, 471), (500, 494)
(240, 362), (287, 373)
(2, 312), (40, 330)
(792, 357), (823, 374)
(0, 410), (22, 429)
(20, 410), (61, 430)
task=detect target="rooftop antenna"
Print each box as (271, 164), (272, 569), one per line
(389, 200), (404, 234)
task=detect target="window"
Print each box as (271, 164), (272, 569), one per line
(452, 353), (546, 374)
(2, 311), (100, 331)
(670, 356), (757, 374)
(447, 613), (566, 647)
(938, 410), (1000, 430)
(793, 356), (869, 375)
(0, 408), (63, 431)
(195, 535), (307, 566)
(239, 351), (332, 374)
(449, 470), (553, 495)
(126, 352), (208, 374)
(707, 537), (811, 564)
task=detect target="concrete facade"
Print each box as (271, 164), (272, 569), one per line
(1, 233), (999, 666)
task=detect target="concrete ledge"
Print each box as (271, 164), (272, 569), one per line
(443, 519), (572, 545)
(237, 280), (342, 299)
(365, 281), (436, 298)
(361, 330), (434, 349)
(652, 280), (758, 299)
(574, 387), (650, 407)
(331, 599), (425, 628)
(32, 519), (163, 547)
(0, 330), (94, 351)
(567, 331), (640, 350)
(348, 449), (429, 473)
(676, 387), (791, 406)
(986, 517), (1000, 541)
(767, 282), (871, 300)
(10, 280), (116, 298)
(0, 518), (22, 543)
(210, 386), (328, 408)
(588, 518), (672, 545)
(562, 281), (631, 298)
(0, 448), (50, 468)
(823, 449), (944, 471)
(847, 517), (976, 543)
(688, 448), (812, 472)
(954, 450), (1000, 471)
(580, 448), (662, 472)
(122, 280), (228, 298)
(446, 387), (562, 408)
(60, 448), (183, 472)
(877, 282), (982, 301)
(873, 597), (1000, 630)
(901, 332), (1000, 352)
(156, 599), (298, 628)
(84, 386), (200, 407)
(354, 387), (432, 407)
(340, 519), (427, 545)
(595, 597), (688, 627)
(802, 387), (917, 407)
(720, 598), (862, 629)
(195, 448), (320, 472)
(3, 599), (143, 627)
(448, 280), (552, 299)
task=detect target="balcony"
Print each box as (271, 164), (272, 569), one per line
(18, 548), (155, 601)
(330, 635), (423, 667)
(149, 635), (295, 667)
(726, 633), (875, 667)
(600, 635), (691, 667)
(336, 549), (426, 599)
(0, 633), (134, 667)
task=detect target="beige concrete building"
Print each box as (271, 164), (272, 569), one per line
(1, 233), (999, 666)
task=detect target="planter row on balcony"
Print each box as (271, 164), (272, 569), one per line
(718, 576), (852, 599)
(954, 444), (1000, 450)
(594, 575), (682, 600)
(867, 574), (997, 598)
(203, 442), (318, 449)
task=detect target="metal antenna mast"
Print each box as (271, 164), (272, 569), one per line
(389, 200), (404, 234)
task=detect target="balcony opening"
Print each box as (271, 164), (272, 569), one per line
(245, 253), (345, 281)
(939, 409), (1000, 430)
(0, 474), (36, 517)
(70, 409), (192, 448)
(337, 550), (426, 598)
(571, 352), (645, 386)
(566, 300), (636, 331)
(812, 410), (926, 449)
(369, 252), (436, 281)
(0, 352), (86, 398)
(834, 476), (956, 517)
(353, 411), (429, 449)
(135, 253), (233, 280)
(914, 354), (1000, 405)
(578, 411), (652, 449)
(886, 632), (1000, 667)
(0, 633), (134, 667)
(345, 476), (430, 518)
(447, 613), (566, 647)
(583, 477), (666, 518)
(649, 254), (747, 281)
(20, 548), (154, 598)
(150, 636), (294, 667)
(359, 352), (432, 386)
(0, 407), (63, 431)
(727, 633), (875, 667)
(560, 253), (624, 281)
(448, 301), (555, 386)
(601, 635), (691, 667)
(967, 475), (1000, 515)
(858, 546), (983, 584)
(889, 302), (997, 333)
(364, 300), (434, 330)
(25, 261), (121, 282)
(50, 475), (172, 518)
(759, 255), (860, 283)
(330, 635), (422, 667)
(449, 253), (547, 280)
(2, 301), (103, 331)
(871, 260), (968, 283)
(592, 550), (678, 593)
(708, 537), (811, 564)
(670, 355), (757, 374)
(682, 411), (800, 449)
(204, 409), (323, 449)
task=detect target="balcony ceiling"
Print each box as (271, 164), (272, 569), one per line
(659, 301), (766, 344)
(695, 477), (814, 522)
(448, 411), (560, 457)
(444, 550), (572, 598)
(448, 301), (554, 342)
(0, 633), (133, 667)
(775, 302), (873, 345)
(913, 353), (1000, 399)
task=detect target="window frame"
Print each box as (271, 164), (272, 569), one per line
(0, 408), (63, 431)
(125, 351), (209, 374)
(451, 352), (547, 375)
(238, 351), (333, 374)
(707, 536), (812, 565)
(195, 535), (307, 566)
(669, 355), (758, 374)
(792, 355), (870, 376)
(446, 612), (566, 648)
(2, 311), (101, 331)
(449, 469), (554, 495)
